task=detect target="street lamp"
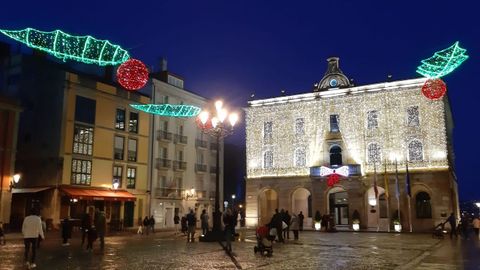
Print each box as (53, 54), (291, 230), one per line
(9, 173), (21, 191)
(112, 179), (120, 191)
(197, 100), (238, 241)
(186, 187), (196, 200)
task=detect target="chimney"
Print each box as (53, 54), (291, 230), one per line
(160, 58), (167, 72)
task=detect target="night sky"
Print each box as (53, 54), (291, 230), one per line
(1, 0), (479, 200)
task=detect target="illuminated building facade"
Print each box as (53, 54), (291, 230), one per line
(245, 57), (459, 231)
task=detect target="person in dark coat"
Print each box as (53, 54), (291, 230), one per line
(223, 208), (236, 253)
(81, 212), (91, 247)
(298, 211), (304, 231)
(86, 225), (97, 251)
(181, 215), (187, 235)
(283, 211), (291, 239)
(174, 214), (180, 235)
(150, 215), (156, 233)
(446, 213), (457, 239)
(269, 209), (284, 243)
(94, 210), (106, 250)
(143, 216), (150, 235)
(61, 217), (72, 246)
(186, 210), (197, 242)
(200, 209), (209, 236)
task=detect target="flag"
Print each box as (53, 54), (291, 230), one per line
(373, 163), (379, 199)
(384, 161), (389, 199)
(394, 160), (400, 199)
(405, 162), (411, 197)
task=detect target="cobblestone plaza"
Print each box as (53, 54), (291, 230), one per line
(0, 230), (478, 269)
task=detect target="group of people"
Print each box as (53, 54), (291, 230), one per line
(267, 209), (305, 243)
(138, 215), (155, 235)
(445, 213), (480, 240)
(79, 209), (107, 251)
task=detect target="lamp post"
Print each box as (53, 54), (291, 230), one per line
(197, 100), (238, 241)
(231, 194), (236, 208)
(112, 178), (120, 191)
(9, 173), (21, 191)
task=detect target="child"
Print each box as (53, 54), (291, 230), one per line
(86, 226), (97, 251)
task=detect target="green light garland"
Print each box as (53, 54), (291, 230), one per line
(416, 41), (469, 78)
(0, 28), (130, 66)
(130, 104), (201, 118)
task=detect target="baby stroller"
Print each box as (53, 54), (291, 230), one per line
(432, 222), (445, 239)
(254, 225), (273, 256)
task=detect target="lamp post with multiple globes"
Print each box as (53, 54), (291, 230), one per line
(197, 100), (238, 241)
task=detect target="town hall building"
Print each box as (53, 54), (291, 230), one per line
(245, 57), (459, 232)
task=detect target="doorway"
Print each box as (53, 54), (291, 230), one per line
(328, 190), (349, 225)
(124, 201), (134, 228)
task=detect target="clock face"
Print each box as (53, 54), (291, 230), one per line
(330, 79), (338, 87)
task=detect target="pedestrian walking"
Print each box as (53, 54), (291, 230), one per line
(290, 213), (300, 240)
(61, 217), (72, 246)
(81, 212), (91, 247)
(186, 210), (197, 242)
(446, 213), (457, 239)
(269, 209), (283, 243)
(150, 215), (156, 233)
(0, 221), (5, 245)
(86, 225), (97, 251)
(143, 216), (150, 235)
(298, 211), (304, 231)
(201, 209), (209, 236)
(473, 216), (480, 239)
(22, 208), (44, 269)
(174, 214), (180, 235)
(181, 215), (187, 235)
(223, 208), (235, 253)
(283, 210), (291, 240)
(37, 217), (46, 248)
(95, 210), (106, 250)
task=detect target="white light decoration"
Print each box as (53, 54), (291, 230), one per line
(394, 224), (402, 232)
(314, 222), (321, 231)
(294, 148), (306, 167)
(246, 78), (448, 179)
(352, 223), (360, 231)
(295, 118), (305, 135)
(368, 198), (377, 206)
(367, 143), (382, 164)
(319, 166), (349, 177)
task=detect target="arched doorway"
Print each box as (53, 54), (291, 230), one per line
(327, 186), (349, 226)
(258, 189), (278, 226)
(366, 186), (388, 231)
(291, 188), (312, 228)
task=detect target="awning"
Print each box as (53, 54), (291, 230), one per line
(12, 187), (52, 194)
(61, 187), (136, 201)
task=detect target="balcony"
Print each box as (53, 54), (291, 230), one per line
(173, 161), (187, 171)
(210, 166), (218, 174)
(195, 164), (208, 173)
(155, 187), (182, 199)
(156, 158), (171, 170)
(174, 134), (188, 145)
(195, 139), (208, 149)
(210, 142), (218, 151)
(309, 164), (362, 178)
(157, 130), (173, 141)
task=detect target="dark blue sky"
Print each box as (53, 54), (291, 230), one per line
(1, 0), (479, 200)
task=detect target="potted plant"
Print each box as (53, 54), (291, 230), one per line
(392, 210), (402, 232)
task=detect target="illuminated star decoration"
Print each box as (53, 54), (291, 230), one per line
(416, 41), (469, 79)
(130, 104), (201, 118)
(0, 28), (130, 66)
(416, 42), (468, 100)
(117, 59), (149, 90)
(319, 166), (349, 187)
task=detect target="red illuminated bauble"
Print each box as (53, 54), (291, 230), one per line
(421, 79), (446, 100)
(117, 59), (149, 91)
(327, 174), (340, 187)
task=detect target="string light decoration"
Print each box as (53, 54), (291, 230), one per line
(130, 104), (201, 118)
(416, 41), (469, 79)
(421, 79), (447, 100)
(0, 28), (130, 66)
(246, 78), (448, 179)
(117, 59), (149, 90)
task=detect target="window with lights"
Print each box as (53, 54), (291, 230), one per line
(367, 110), (379, 129)
(367, 142), (381, 164)
(407, 106), (420, 127)
(294, 148), (306, 167)
(264, 150), (273, 168)
(408, 139), (423, 161)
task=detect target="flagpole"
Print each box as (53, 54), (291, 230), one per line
(384, 160), (390, 232)
(406, 162), (413, 233)
(395, 159), (401, 228)
(374, 163), (379, 232)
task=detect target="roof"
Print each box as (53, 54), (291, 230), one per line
(61, 186), (136, 201)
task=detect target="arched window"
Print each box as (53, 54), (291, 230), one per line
(264, 150), (273, 168)
(367, 110), (379, 129)
(294, 148), (306, 167)
(415, 192), (432, 218)
(330, 145), (342, 166)
(367, 143), (381, 164)
(408, 140), (423, 161)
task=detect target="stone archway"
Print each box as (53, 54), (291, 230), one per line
(258, 189), (278, 226)
(291, 188), (312, 229)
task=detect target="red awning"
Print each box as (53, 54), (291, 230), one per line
(61, 187), (136, 201)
